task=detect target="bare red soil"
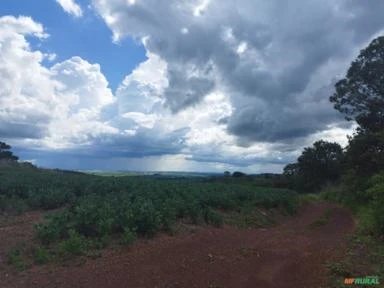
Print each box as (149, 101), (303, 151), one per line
(2, 203), (355, 288)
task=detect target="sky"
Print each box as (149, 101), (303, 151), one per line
(0, 0), (383, 173)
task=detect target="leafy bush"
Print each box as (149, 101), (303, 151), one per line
(39, 189), (74, 210)
(73, 197), (115, 237)
(121, 228), (137, 246)
(364, 173), (384, 236)
(357, 206), (377, 235)
(133, 200), (161, 237)
(203, 208), (223, 227)
(0, 196), (27, 215)
(323, 171), (384, 237)
(36, 211), (71, 245)
(57, 229), (87, 257)
(34, 246), (50, 265)
(7, 248), (27, 270)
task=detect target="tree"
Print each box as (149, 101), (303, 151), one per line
(284, 140), (344, 192)
(232, 171), (246, 178)
(345, 131), (384, 177)
(0, 141), (19, 161)
(330, 36), (384, 133)
(283, 163), (299, 177)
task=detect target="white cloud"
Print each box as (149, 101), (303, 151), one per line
(5, 0), (383, 173)
(0, 16), (116, 149)
(92, 0), (384, 144)
(0, 15), (48, 38)
(56, 0), (83, 18)
(0, 16), (56, 139)
(122, 112), (159, 129)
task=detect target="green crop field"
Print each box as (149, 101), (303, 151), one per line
(0, 166), (298, 262)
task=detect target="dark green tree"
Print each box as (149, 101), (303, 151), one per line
(330, 36), (384, 133)
(0, 141), (19, 161)
(284, 140), (344, 192)
(345, 131), (384, 177)
(283, 163), (299, 177)
(232, 171), (246, 178)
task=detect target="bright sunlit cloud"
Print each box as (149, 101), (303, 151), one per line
(2, 0), (384, 172)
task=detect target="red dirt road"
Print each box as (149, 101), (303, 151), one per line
(2, 203), (355, 288)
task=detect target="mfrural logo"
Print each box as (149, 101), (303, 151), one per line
(344, 276), (380, 285)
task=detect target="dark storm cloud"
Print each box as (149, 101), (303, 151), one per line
(94, 0), (384, 144)
(345, 0), (384, 43)
(13, 126), (189, 170)
(0, 122), (46, 139)
(87, 127), (189, 158)
(164, 65), (215, 112)
(228, 83), (348, 142)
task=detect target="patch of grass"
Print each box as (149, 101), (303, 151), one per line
(309, 208), (333, 229)
(56, 229), (88, 257)
(325, 261), (353, 277)
(121, 228), (137, 246)
(225, 208), (276, 229)
(299, 193), (322, 205)
(204, 208), (224, 227)
(7, 248), (27, 271)
(325, 233), (384, 287)
(34, 246), (50, 265)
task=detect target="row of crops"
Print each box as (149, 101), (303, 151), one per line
(1, 166), (298, 260)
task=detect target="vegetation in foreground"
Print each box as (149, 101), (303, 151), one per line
(0, 163), (298, 267)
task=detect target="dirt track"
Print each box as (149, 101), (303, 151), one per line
(3, 203), (355, 288)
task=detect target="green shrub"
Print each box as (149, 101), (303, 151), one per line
(133, 200), (161, 237)
(299, 193), (321, 204)
(185, 201), (204, 224)
(73, 197), (115, 237)
(0, 196), (27, 215)
(116, 203), (136, 233)
(364, 174), (384, 236)
(281, 194), (299, 215)
(7, 248), (27, 270)
(319, 184), (346, 203)
(34, 246), (50, 265)
(357, 206), (377, 235)
(325, 171), (384, 237)
(158, 199), (178, 231)
(39, 189), (74, 210)
(57, 229), (87, 257)
(36, 211), (71, 245)
(204, 208), (223, 227)
(121, 228), (137, 246)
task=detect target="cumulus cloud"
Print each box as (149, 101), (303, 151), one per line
(112, 53), (286, 167)
(92, 0), (384, 144)
(0, 16), (54, 139)
(4, 0), (384, 172)
(56, 0), (83, 18)
(0, 16), (116, 149)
